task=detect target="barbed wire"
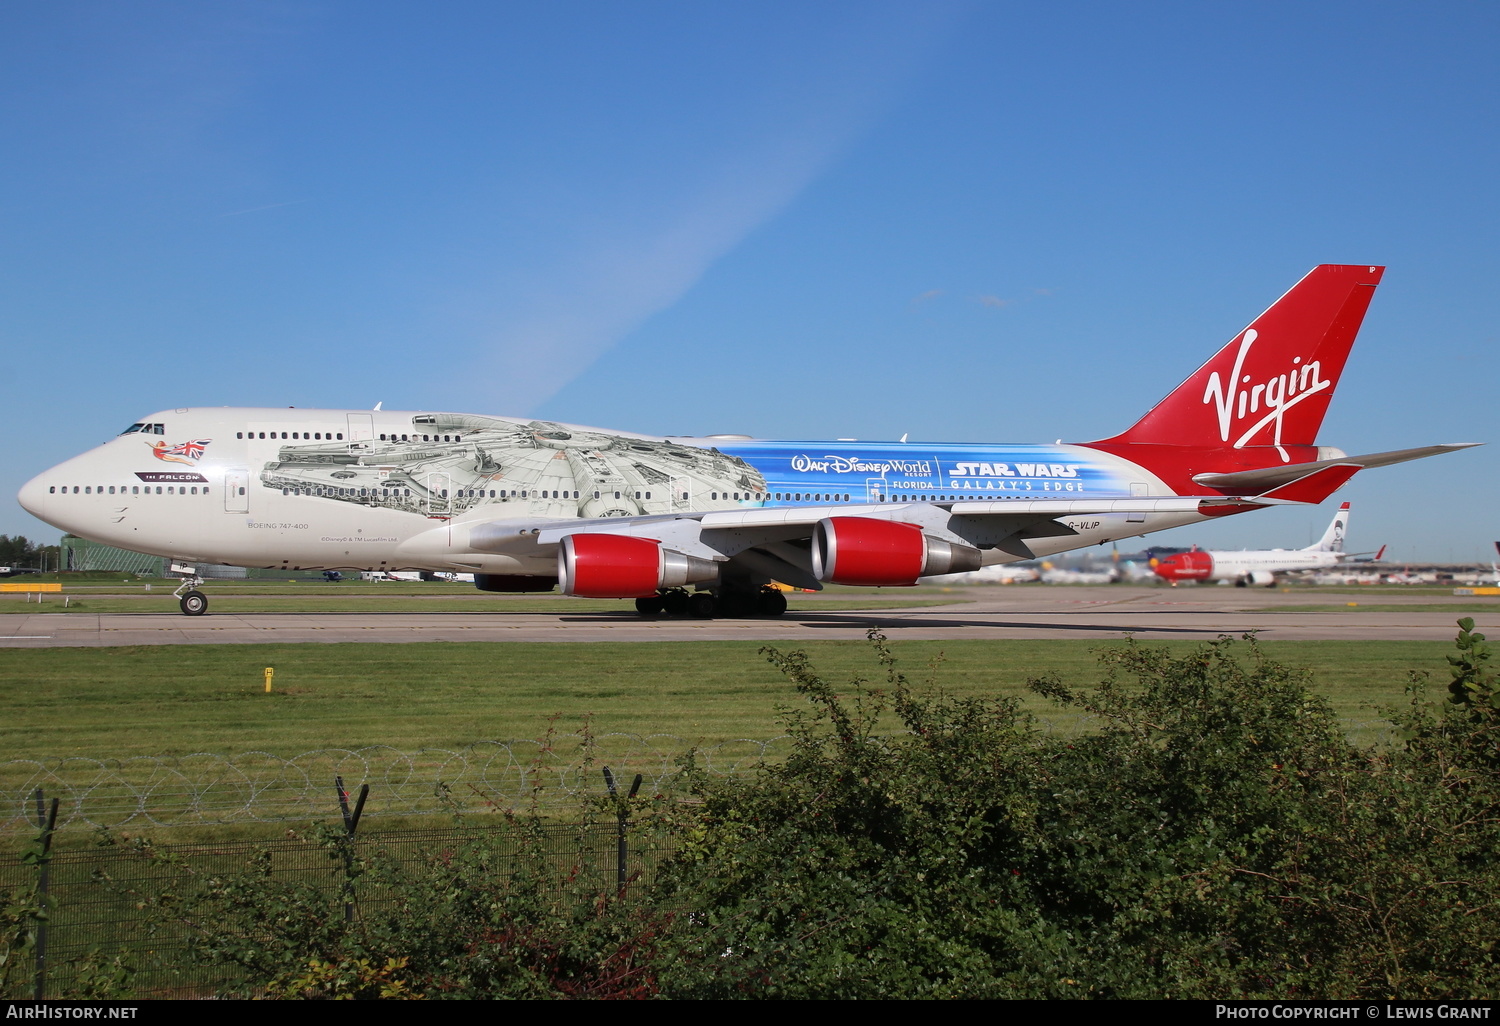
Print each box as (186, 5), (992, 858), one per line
(2, 709), (1399, 835)
(0, 733), (790, 834)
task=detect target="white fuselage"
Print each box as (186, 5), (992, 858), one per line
(18, 406), (1204, 576)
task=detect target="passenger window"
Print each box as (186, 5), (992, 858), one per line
(49, 486), (55, 494)
(336, 433), (343, 440)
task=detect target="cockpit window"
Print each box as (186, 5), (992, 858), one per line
(120, 423), (145, 434)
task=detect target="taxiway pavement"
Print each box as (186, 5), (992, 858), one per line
(2, 587), (1492, 647)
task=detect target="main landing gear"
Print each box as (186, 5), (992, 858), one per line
(634, 585), (788, 620)
(172, 574), (208, 616)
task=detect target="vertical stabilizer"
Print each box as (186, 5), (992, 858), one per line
(1307, 501), (1350, 553)
(1095, 265), (1385, 452)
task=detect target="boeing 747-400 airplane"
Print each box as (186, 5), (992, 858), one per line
(17, 265), (1477, 618)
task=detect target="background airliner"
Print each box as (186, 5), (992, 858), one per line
(17, 265), (1476, 618)
(1151, 501), (1376, 586)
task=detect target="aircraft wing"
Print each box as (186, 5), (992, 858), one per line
(521, 495), (1248, 544)
(457, 494), (1262, 592)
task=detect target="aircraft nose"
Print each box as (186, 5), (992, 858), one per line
(17, 473), (49, 520)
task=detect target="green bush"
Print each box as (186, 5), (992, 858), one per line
(654, 630), (1499, 998)
(151, 821), (669, 999)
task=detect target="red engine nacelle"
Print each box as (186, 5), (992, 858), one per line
(557, 533), (719, 598)
(810, 517), (982, 586)
(1153, 550), (1214, 582)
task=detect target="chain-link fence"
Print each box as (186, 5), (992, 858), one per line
(2, 802), (677, 999)
(1, 734), (788, 835)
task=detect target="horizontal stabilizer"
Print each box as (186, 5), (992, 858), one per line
(1192, 443), (1479, 492)
(1252, 464), (1361, 505)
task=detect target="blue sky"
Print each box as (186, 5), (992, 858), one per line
(4, 1), (1497, 561)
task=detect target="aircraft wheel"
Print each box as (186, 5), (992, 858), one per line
(662, 589), (691, 617)
(635, 595), (665, 616)
(688, 592), (717, 619)
(179, 590), (208, 616)
(756, 590), (788, 618)
(716, 591), (754, 619)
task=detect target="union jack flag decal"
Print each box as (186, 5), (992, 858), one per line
(150, 438), (211, 466)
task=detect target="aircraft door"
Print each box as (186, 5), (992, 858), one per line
(225, 469), (249, 513)
(865, 477), (888, 503)
(1128, 481), (1149, 523)
(670, 477), (691, 511)
(424, 471), (451, 517)
(347, 413), (374, 442)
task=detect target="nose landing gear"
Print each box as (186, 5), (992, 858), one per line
(171, 568), (208, 616)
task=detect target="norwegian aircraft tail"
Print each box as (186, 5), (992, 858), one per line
(1095, 264), (1384, 451)
(1305, 501), (1350, 553)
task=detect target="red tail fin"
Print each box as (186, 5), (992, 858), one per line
(1096, 265), (1384, 449)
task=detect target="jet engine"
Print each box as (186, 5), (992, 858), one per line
(1236, 571), (1277, 588)
(558, 533), (719, 598)
(810, 517), (981, 586)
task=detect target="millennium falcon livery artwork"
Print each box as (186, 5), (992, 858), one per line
(258, 413), (767, 519)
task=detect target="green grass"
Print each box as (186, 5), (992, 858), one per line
(0, 637), (1459, 843)
(0, 638), (1450, 761)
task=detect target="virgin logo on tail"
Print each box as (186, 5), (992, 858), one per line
(1202, 329), (1330, 457)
